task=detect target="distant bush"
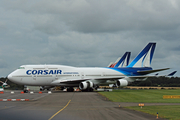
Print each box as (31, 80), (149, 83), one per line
(130, 77), (180, 87)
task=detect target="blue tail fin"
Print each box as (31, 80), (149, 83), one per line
(127, 43), (156, 68)
(114, 52), (131, 67)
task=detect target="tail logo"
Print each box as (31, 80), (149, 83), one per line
(127, 43), (156, 67)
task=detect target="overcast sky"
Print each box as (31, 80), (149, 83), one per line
(0, 0), (180, 77)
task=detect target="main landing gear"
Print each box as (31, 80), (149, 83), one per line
(67, 87), (74, 92)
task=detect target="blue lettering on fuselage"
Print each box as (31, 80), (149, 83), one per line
(26, 70), (62, 75)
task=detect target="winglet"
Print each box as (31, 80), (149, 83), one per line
(127, 43), (156, 67)
(167, 71), (177, 76)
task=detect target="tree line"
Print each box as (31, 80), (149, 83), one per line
(131, 77), (180, 87)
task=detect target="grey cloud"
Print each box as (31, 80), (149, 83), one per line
(3, 0), (180, 34)
(172, 46), (180, 51)
(0, 0), (180, 76)
(0, 59), (8, 68)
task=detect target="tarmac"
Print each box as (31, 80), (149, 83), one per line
(0, 90), (173, 120)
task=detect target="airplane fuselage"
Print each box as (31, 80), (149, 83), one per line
(8, 64), (152, 87)
(7, 43), (170, 91)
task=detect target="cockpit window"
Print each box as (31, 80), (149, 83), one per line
(19, 67), (25, 69)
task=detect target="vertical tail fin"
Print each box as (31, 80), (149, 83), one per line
(107, 62), (115, 67)
(114, 52), (131, 67)
(108, 57), (122, 68)
(127, 43), (156, 68)
(111, 57), (121, 68)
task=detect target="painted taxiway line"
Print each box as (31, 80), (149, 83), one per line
(48, 100), (71, 120)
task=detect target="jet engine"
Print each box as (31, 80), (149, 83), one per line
(116, 79), (128, 87)
(79, 81), (94, 90)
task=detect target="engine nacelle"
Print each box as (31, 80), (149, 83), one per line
(79, 81), (94, 90)
(116, 79), (128, 87)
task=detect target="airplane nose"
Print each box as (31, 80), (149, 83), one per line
(7, 74), (12, 80)
(7, 70), (22, 84)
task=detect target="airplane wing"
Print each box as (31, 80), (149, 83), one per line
(52, 76), (149, 84)
(50, 67), (170, 85)
(51, 76), (125, 85)
(153, 71), (177, 77)
(51, 78), (90, 84)
(137, 68), (170, 74)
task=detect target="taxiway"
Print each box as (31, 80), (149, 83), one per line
(0, 91), (167, 120)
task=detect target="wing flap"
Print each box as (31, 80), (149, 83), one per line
(51, 76), (125, 85)
(51, 78), (90, 85)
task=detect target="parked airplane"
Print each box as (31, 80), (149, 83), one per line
(39, 52), (131, 91)
(8, 43), (169, 92)
(108, 52), (131, 68)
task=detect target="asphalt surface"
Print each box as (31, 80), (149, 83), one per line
(0, 91), (168, 120)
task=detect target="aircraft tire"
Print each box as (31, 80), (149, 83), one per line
(81, 88), (94, 92)
(24, 90), (28, 93)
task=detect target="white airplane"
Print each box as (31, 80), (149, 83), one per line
(8, 43), (169, 92)
(108, 52), (131, 68)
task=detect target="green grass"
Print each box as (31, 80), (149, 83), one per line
(126, 105), (180, 120)
(99, 89), (180, 120)
(99, 89), (180, 103)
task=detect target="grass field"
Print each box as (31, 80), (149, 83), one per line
(99, 89), (180, 103)
(98, 89), (180, 120)
(126, 105), (180, 120)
